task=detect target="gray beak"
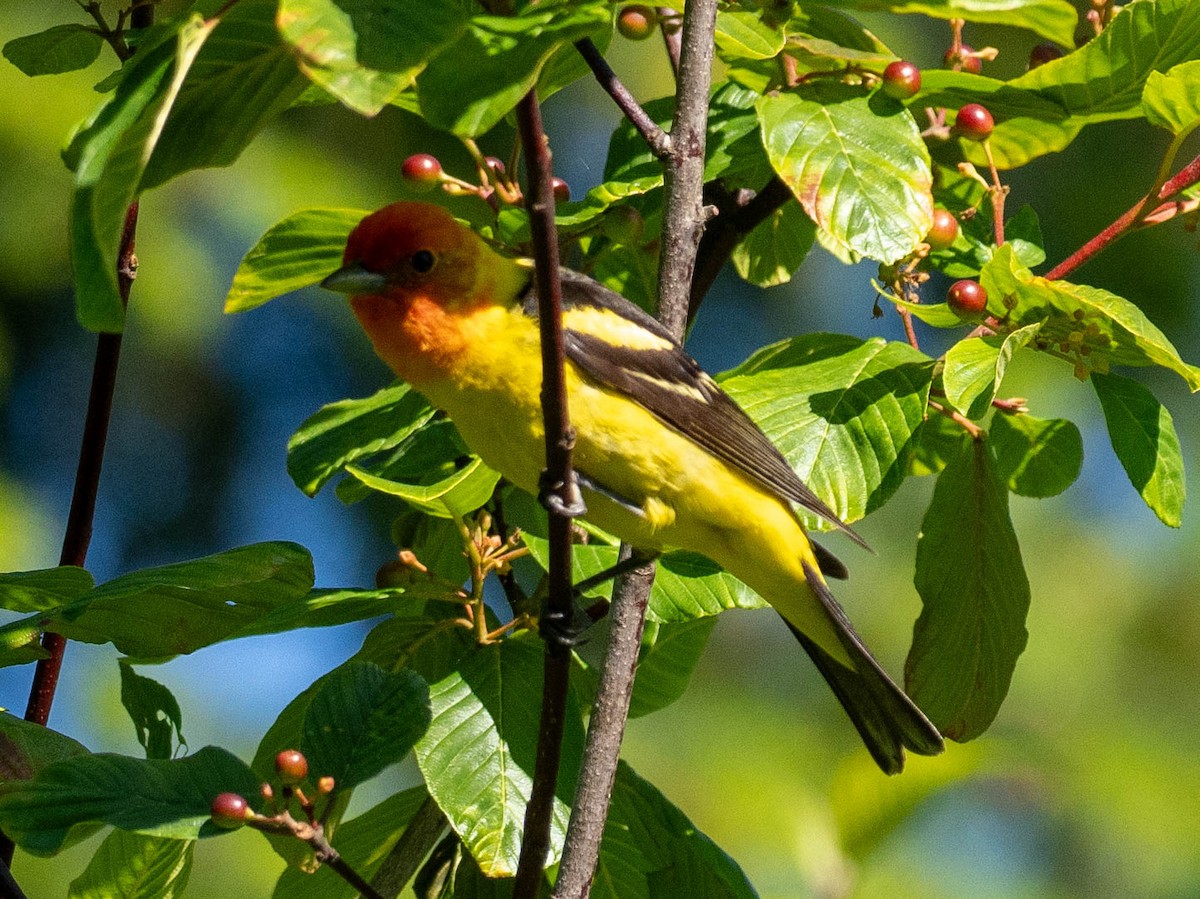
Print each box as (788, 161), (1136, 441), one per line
(321, 262), (388, 295)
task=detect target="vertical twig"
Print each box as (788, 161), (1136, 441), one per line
(2, 7), (153, 874)
(552, 3), (719, 896)
(511, 91), (578, 898)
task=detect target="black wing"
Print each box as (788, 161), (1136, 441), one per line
(520, 270), (867, 548)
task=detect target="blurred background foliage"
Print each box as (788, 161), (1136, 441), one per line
(2, 1), (1199, 896)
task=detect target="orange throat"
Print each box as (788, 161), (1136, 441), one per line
(350, 293), (469, 387)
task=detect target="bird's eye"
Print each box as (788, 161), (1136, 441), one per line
(411, 250), (436, 273)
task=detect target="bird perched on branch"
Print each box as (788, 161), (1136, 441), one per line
(322, 200), (943, 773)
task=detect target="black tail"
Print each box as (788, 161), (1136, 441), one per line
(790, 562), (944, 775)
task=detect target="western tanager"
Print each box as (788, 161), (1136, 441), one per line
(322, 200), (943, 773)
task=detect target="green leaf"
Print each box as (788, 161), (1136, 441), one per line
(521, 537), (765, 623)
(720, 334), (935, 525)
(605, 85), (773, 191)
(907, 413), (970, 478)
(757, 86), (933, 264)
(277, 0), (468, 115)
(0, 567), (94, 613)
(138, 0), (311, 190)
(1092, 372), (1186, 527)
(971, 0), (1200, 166)
(52, 542), (314, 661)
(225, 208), (370, 313)
(345, 455), (500, 519)
(0, 713), (89, 785)
(989, 413), (1083, 498)
(833, 0), (1076, 46)
(414, 637), (584, 877)
(1142, 59), (1200, 135)
(67, 16), (215, 331)
(942, 322), (1041, 420)
(3, 24), (105, 76)
(286, 381), (436, 496)
(628, 618), (716, 718)
(353, 610), (476, 685)
(300, 662), (431, 790)
(599, 762), (756, 899)
(982, 245), (1200, 390)
(271, 787), (428, 898)
(715, 10), (785, 61)
(416, 4), (610, 136)
(731, 201), (816, 287)
(232, 585), (452, 640)
(0, 746), (262, 855)
(69, 832), (194, 899)
(119, 662), (186, 761)
(906, 440), (1030, 741)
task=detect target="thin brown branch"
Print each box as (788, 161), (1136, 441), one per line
(658, 7), (681, 76)
(574, 38), (671, 160)
(552, 4), (719, 896)
(512, 89), (579, 899)
(688, 176), (793, 323)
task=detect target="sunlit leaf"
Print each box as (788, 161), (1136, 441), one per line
(1142, 59), (1200, 135)
(982, 245), (1200, 390)
(68, 831), (193, 899)
(416, 4), (610, 136)
(715, 9), (785, 61)
(414, 637), (583, 876)
(828, 0), (1076, 45)
(942, 322), (1041, 420)
(721, 334), (935, 525)
(277, 0), (467, 115)
(225, 208), (369, 313)
(286, 381), (436, 496)
(67, 16), (215, 331)
(757, 85), (933, 264)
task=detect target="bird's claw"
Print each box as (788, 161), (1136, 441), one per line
(539, 600), (591, 649)
(537, 470), (587, 517)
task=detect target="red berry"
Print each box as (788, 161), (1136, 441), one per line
(947, 280), (988, 318)
(954, 104), (994, 141)
(402, 154), (442, 188)
(944, 44), (982, 74)
(551, 177), (571, 203)
(881, 60), (921, 100)
(926, 208), (959, 251)
(274, 749), (308, 786)
(617, 5), (658, 40)
(1028, 43), (1063, 69)
(211, 793), (251, 829)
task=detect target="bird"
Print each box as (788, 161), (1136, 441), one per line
(320, 200), (943, 773)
